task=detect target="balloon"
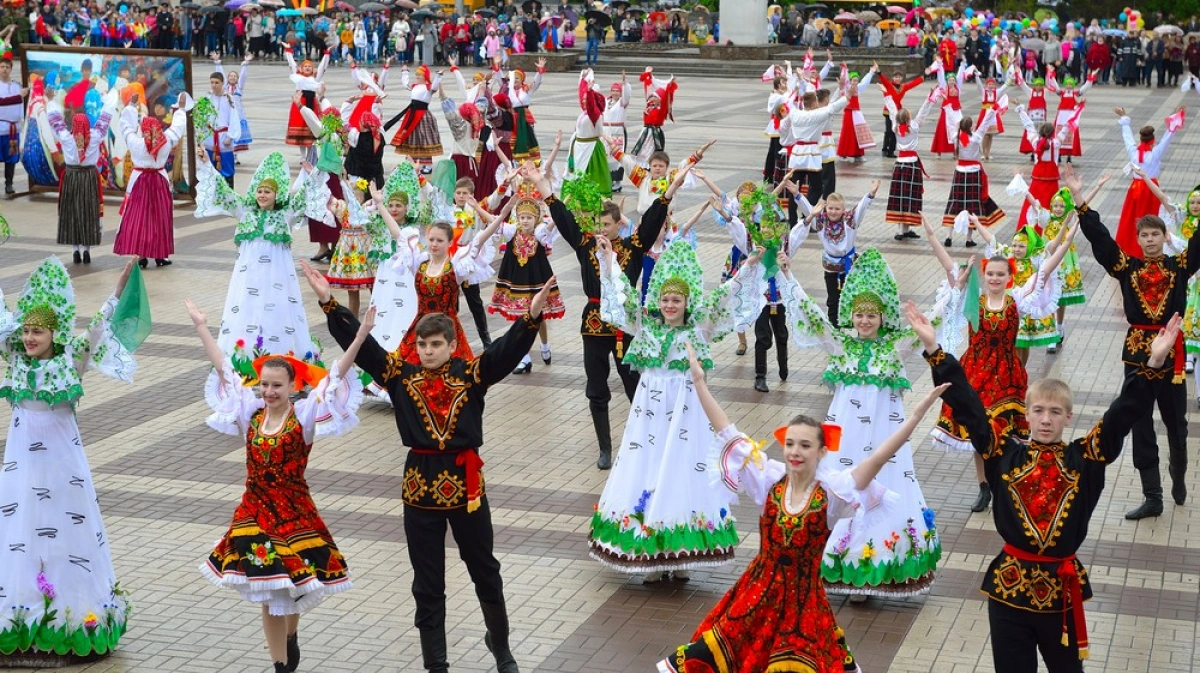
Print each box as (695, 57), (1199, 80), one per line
(944, 18), (952, 29)
(1119, 12), (1127, 21)
(993, 26), (1000, 35)
(1138, 18), (1145, 28)
(993, 17), (1000, 26)
(965, 7), (974, 17)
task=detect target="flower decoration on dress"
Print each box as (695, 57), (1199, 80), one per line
(12, 257), (76, 351)
(243, 152), (292, 210)
(644, 239), (705, 318)
(836, 248), (901, 333)
(192, 96), (216, 144)
(0, 211), (11, 243)
(248, 541), (278, 567)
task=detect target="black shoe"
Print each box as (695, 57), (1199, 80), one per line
(970, 482), (991, 512)
(419, 629), (449, 673)
(904, 230), (920, 239)
(309, 251), (326, 261)
(4, 184), (12, 195)
(541, 349), (552, 364)
(944, 238), (952, 247)
(155, 258), (172, 267)
(274, 664), (289, 673)
(138, 257), (149, 269)
(1125, 498), (1164, 520)
(754, 376), (769, 393)
(484, 631), (520, 673)
(591, 402), (613, 470)
(597, 449), (612, 470)
(1169, 462), (1187, 505)
(82, 250), (91, 264)
(894, 233), (905, 241)
(513, 361), (532, 375)
(965, 240), (978, 248)
(285, 633), (300, 672)
(73, 250), (82, 264)
(778, 366), (788, 382)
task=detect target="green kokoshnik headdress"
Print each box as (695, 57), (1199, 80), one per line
(11, 257), (76, 353)
(837, 248), (900, 332)
(645, 238), (704, 319)
(384, 162), (420, 206)
(244, 152), (292, 209)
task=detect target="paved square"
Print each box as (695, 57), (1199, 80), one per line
(2, 57), (1199, 672)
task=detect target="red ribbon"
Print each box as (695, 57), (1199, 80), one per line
(899, 150), (928, 177)
(1131, 323), (1185, 383)
(1002, 544), (1088, 659)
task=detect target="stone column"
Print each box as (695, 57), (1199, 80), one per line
(719, 0), (768, 45)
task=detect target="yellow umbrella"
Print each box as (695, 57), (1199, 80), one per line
(814, 17), (833, 29)
(878, 19), (900, 29)
(926, 7), (954, 18)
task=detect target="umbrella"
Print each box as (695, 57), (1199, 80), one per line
(834, 11), (859, 23)
(539, 14), (563, 26)
(648, 10), (666, 22)
(1021, 37), (1046, 51)
(624, 7), (645, 16)
(332, 0), (354, 9)
(563, 7), (578, 22)
(926, 7), (953, 18)
(421, 1), (444, 9)
(198, 5), (224, 13)
(857, 10), (880, 22)
(609, 0), (629, 9)
(239, 2), (262, 9)
(473, 7), (495, 17)
(1155, 24), (1183, 35)
(394, 0), (418, 7)
(584, 9), (611, 27)
(667, 8), (687, 19)
(767, 3), (780, 17)
(360, 1), (388, 9)
(410, 9), (436, 20)
(813, 17), (832, 29)
(275, 7), (300, 15)
(180, 1), (200, 7)
(1033, 9), (1056, 23)
(225, 0), (245, 7)
(877, 18), (900, 29)
(801, 3), (828, 10)
(1102, 28), (1127, 37)
(297, 6), (316, 14)
(886, 5), (905, 13)
(259, 0), (283, 5)
(521, 0), (542, 14)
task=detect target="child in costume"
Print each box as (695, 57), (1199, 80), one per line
(384, 64), (442, 171)
(1015, 70), (1050, 158)
(972, 72), (1008, 161)
(450, 176), (498, 348)
(975, 214), (1077, 365)
(589, 236), (767, 581)
(834, 64), (877, 161)
(1047, 71), (1094, 160)
(112, 93), (188, 269)
(630, 66), (678, 164)
(285, 49), (329, 149)
(778, 248), (955, 597)
(297, 91), (347, 264)
(438, 88), (501, 202)
(1013, 108), (1070, 226)
(364, 164), (421, 355)
(658, 340), (949, 673)
(47, 94), (117, 265)
(212, 52), (254, 153)
(1113, 105), (1184, 259)
(1143, 172), (1200, 390)
(489, 182), (563, 374)
(940, 107), (1003, 247)
(502, 60), (546, 162)
(188, 298), (364, 673)
(202, 69), (240, 188)
(194, 151), (333, 383)
(567, 68), (614, 197)
(0, 258), (141, 666)
(605, 73), (632, 189)
(885, 89), (941, 240)
(928, 60), (966, 157)
(911, 302), (1177, 672)
(324, 193), (392, 318)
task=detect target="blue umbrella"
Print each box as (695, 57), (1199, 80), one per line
(1102, 28), (1127, 37)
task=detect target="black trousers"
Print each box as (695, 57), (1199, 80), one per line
(404, 497), (506, 633)
(882, 114), (896, 156)
(824, 270), (843, 325)
(609, 126), (628, 186)
(763, 135), (783, 182)
(583, 334), (639, 409)
(1127, 361), (1188, 474)
(988, 600), (1082, 673)
(821, 161), (836, 201)
(754, 304), (788, 378)
(460, 282), (492, 345)
(796, 169), (823, 203)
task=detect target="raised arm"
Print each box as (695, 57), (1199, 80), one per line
(1065, 168), (1124, 273)
(921, 212), (955, 277)
(185, 298), (228, 383)
(305, 260), (394, 385)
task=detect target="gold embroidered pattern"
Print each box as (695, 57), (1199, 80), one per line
(320, 297), (340, 314)
(923, 348), (948, 366)
(404, 367), (472, 450)
(1124, 328), (1154, 358)
(992, 555), (1025, 599)
(1003, 445), (1079, 552)
(402, 467), (428, 503)
(1080, 421), (1105, 462)
(1130, 260), (1174, 321)
(382, 350), (405, 383)
(1025, 566), (1062, 610)
(430, 470), (465, 507)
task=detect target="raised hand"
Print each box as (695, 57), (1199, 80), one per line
(684, 341), (704, 385)
(903, 300), (937, 353)
(529, 275), (557, 318)
(1149, 313), (1183, 369)
(1062, 165), (1083, 196)
(913, 382), (953, 417)
(358, 305), (377, 337)
(115, 258), (135, 296)
(183, 298), (207, 327)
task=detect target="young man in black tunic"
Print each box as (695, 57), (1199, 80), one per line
(303, 261), (555, 673)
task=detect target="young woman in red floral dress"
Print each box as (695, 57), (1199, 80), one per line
(657, 342), (949, 673)
(185, 298), (370, 673)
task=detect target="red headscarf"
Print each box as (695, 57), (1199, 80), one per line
(72, 114), (91, 154)
(458, 102), (483, 137)
(360, 111), (382, 145)
(492, 92), (511, 110)
(141, 116), (166, 158)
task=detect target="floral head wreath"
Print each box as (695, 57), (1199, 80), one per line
(645, 239), (704, 319)
(244, 152), (291, 210)
(11, 257), (76, 353)
(836, 248), (900, 332)
(384, 162), (419, 206)
(773, 423), (842, 452)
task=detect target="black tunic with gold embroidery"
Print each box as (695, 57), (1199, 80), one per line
(322, 298), (543, 510)
(1078, 207), (1200, 366)
(547, 194), (668, 337)
(924, 346), (1161, 613)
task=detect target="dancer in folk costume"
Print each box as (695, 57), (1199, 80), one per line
(384, 64), (443, 170)
(929, 60), (966, 157)
(835, 64), (878, 161)
(1047, 70), (1094, 160)
(21, 76), (60, 188)
(449, 54), (489, 106)
(975, 215), (1078, 364)
(1114, 105), (1185, 259)
(1015, 70), (1050, 158)
(659, 340), (950, 673)
(0, 258), (142, 667)
(972, 71), (1009, 161)
(345, 54), (390, 130)
(603, 73), (633, 189)
(201, 69), (241, 188)
(700, 176), (763, 358)
(589, 235), (767, 581)
(913, 300), (1178, 672)
(1013, 174), (1110, 353)
(343, 109), (386, 191)
(631, 66), (678, 164)
(490, 183), (564, 374)
(194, 151), (333, 381)
(296, 92), (346, 264)
(1142, 174), (1200, 391)
(325, 191), (392, 318)
(566, 68), (613, 196)
(188, 299), (364, 673)
(605, 138), (707, 217)
(941, 107), (1004, 247)
(1014, 105), (1071, 226)
(438, 86), (497, 201)
(780, 84), (846, 218)
(285, 49), (330, 149)
(112, 93), (189, 269)
(312, 272), (555, 673)
(761, 62), (797, 184)
(364, 164), (422, 355)
(47, 93), (117, 264)
(879, 68), (926, 159)
(0, 50), (23, 195)
(212, 52), (254, 153)
(778, 248), (956, 597)
(885, 89), (941, 240)
(503, 59), (546, 162)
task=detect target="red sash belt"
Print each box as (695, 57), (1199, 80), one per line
(957, 160), (990, 197)
(588, 296), (624, 357)
(1131, 323), (1184, 382)
(412, 447), (484, 513)
(898, 150), (928, 177)
(1001, 543), (1089, 660)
